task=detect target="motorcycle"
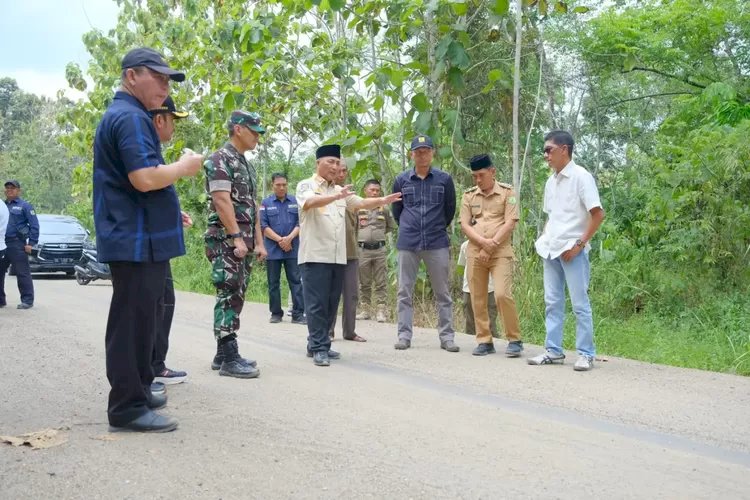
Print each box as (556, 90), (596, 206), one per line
(73, 245), (111, 285)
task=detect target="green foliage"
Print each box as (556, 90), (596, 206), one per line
(49, 0), (750, 376)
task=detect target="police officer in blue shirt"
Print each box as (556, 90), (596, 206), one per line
(260, 173), (305, 323)
(0, 180), (39, 309)
(93, 47), (203, 433)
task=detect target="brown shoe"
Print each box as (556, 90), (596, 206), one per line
(344, 334), (367, 342)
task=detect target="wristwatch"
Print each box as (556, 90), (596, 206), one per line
(575, 239), (584, 247)
(227, 232), (242, 239)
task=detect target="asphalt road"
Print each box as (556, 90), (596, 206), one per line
(1, 275), (749, 499)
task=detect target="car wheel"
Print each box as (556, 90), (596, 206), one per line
(75, 270), (91, 286)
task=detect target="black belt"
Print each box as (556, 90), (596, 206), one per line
(358, 241), (385, 250)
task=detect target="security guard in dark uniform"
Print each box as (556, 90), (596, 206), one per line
(0, 180), (39, 309)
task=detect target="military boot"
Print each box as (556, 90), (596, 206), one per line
(375, 306), (387, 323)
(211, 341), (257, 370)
(218, 340), (260, 379)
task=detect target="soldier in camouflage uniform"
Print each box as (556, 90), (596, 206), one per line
(204, 110), (267, 379)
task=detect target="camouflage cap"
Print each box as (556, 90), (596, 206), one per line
(229, 110), (265, 134)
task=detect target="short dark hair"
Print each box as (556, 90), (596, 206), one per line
(364, 179), (381, 189)
(227, 121), (237, 137)
(271, 173), (287, 183)
(544, 130), (575, 156)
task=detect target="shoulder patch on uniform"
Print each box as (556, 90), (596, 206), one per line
(498, 182), (513, 189)
(464, 186), (478, 193)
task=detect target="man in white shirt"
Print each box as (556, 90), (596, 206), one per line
(529, 130), (605, 371)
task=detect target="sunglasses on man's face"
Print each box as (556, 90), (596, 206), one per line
(543, 145), (564, 155)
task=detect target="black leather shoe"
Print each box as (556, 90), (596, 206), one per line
(269, 315), (282, 323)
(17, 303), (33, 310)
(312, 351), (330, 367)
(109, 410), (178, 433)
(472, 343), (496, 356)
(148, 392), (167, 410)
(150, 382), (166, 395)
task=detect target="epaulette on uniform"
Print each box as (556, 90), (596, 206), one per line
(464, 186), (478, 193)
(498, 182), (513, 189)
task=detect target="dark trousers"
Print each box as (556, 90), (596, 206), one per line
(106, 261), (168, 426)
(266, 258), (304, 319)
(330, 258), (359, 339)
(152, 263), (175, 374)
(0, 239), (34, 305)
(301, 262), (344, 353)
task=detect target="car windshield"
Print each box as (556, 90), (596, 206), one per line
(40, 220), (84, 234)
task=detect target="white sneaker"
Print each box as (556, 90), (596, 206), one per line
(527, 350), (565, 365)
(574, 355), (594, 371)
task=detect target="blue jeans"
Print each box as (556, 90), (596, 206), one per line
(266, 258), (305, 320)
(542, 251), (595, 357)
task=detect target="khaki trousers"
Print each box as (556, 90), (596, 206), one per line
(358, 246), (387, 310)
(463, 291), (499, 338)
(467, 254), (521, 345)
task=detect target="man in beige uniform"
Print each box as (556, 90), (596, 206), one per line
(459, 154), (523, 357)
(356, 179), (395, 323)
(296, 145), (401, 366)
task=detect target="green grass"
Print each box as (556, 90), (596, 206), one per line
(170, 230), (750, 376)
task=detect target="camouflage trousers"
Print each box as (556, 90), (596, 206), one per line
(205, 237), (253, 341)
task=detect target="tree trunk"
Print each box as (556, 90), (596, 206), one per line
(336, 12), (347, 132)
(512, 0), (523, 200)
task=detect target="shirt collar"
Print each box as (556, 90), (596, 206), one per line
(114, 91), (149, 114)
(555, 160), (575, 178)
(223, 141), (243, 158)
(475, 182), (502, 197)
(313, 173), (335, 188)
(274, 194), (288, 202)
(410, 166), (434, 180)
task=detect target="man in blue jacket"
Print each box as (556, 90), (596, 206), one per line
(391, 135), (459, 352)
(0, 180), (39, 309)
(93, 47), (203, 432)
(260, 172), (305, 324)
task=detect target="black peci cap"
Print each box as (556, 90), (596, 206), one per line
(469, 154), (493, 171)
(316, 144), (341, 159)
